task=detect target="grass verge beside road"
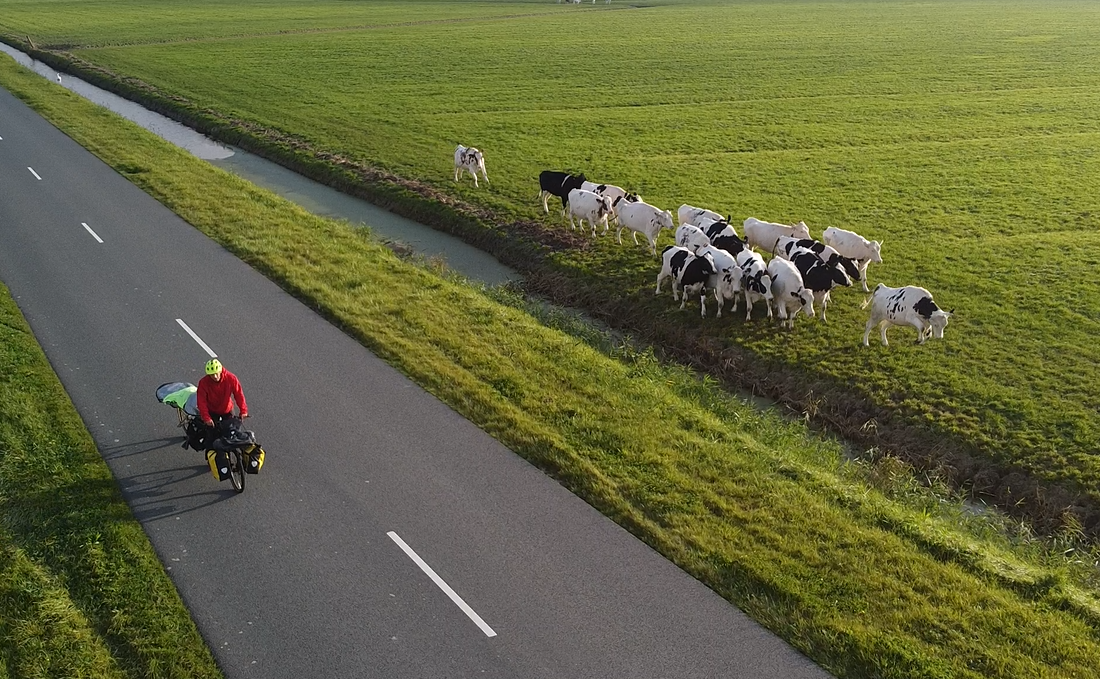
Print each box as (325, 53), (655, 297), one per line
(0, 276), (222, 679)
(3, 56), (1100, 678)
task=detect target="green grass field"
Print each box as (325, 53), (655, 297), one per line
(5, 0), (1098, 532)
(5, 54), (1100, 677)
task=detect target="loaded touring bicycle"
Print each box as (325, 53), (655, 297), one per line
(156, 381), (266, 493)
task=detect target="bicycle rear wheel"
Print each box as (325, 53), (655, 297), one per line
(229, 448), (245, 493)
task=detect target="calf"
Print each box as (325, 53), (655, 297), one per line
(454, 145), (488, 187)
(743, 217), (812, 253)
(678, 204), (725, 227)
(862, 284), (952, 346)
(674, 223), (711, 253)
(734, 249), (773, 320)
(566, 189), (613, 236)
(823, 226), (882, 292)
(617, 200), (675, 254)
(656, 246), (719, 316)
(767, 257), (815, 329)
(538, 171), (587, 214)
(697, 245), (743, 318)
(790, 251), (850, 322)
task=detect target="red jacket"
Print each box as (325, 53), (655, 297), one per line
(197, 369), (248, 423)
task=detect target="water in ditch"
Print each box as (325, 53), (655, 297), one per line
(0, 42), (519, 287)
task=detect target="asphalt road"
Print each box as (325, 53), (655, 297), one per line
(0, 84), (832, 679)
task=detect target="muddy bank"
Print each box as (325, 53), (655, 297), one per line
(7, 38), (1092, 539)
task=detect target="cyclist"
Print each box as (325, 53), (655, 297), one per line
(196, 358), (248, 447)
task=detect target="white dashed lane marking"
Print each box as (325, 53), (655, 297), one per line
(175, 318), (218, 358)
(81, 222), (104, 243)
(387, 531), (497, 638)
(28, 167), (41, 180)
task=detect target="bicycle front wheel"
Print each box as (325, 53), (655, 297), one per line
(229, 449), (245, 493)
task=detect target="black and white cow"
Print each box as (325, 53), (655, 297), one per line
(790, 251), (850, 322)
(698, 218), (739, 242)
(537, 171), (588, 214)
(697, 245), (742, 318)
(734, 250), (773, 320)
(655, 246), (719, 317)
(743, 217), (812, 252)
(767, 257), (815, 329)
(710, 233), (751, 258)
(862, 284), (952, 346)
(454, 145), (488, 187)
(674, 223), (711, 254)
(566, 189), (614, 236)
(774, 237), (862, 286)
(581, 181), (640, 222)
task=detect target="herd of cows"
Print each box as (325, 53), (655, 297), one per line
(454, 145), (952, 345)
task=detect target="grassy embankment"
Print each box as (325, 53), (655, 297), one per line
(4, 51), (1100, 678)
(0, 266), (221, 673)
(4, 0), (1100, 534)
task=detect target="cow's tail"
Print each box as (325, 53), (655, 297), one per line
(860, 283), (883, 310)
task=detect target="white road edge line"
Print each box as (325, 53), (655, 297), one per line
(175, 318), (218, 358)
(81, 222), (104, 244)
(387, 531), (497, 638)
(28, 167), (41, 180)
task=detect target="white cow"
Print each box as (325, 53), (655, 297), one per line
(454, 145), (489, 186)
(862, 284), (952, 346)
(767, 257), (815, 329)
(823, 226), (883, 292)
(566, 189), (613, 236)
(617, 201), (674, 254)
(678, 204), (725, 227)
(674, 223), (711, 254)
(697, 245), (742, 318)
(735, 249), (773, 320)
(742, 217), (811, 253)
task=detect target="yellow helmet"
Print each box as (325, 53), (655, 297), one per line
(204, 358), (223, 376)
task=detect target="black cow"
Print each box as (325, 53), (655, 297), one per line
(538, 171), (587, 214)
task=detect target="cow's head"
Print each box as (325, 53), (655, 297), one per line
(598, 196), (614, 219)
(660, 210), (674, 231)
(796, 288), (816, 318)
(870, 240), (883, 263)
(793, 220), (812, 239)
(930, 309), (952, 339)
(830, 263), (852, 287)
(833, 254), (862, 282)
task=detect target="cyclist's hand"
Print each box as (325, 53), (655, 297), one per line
(240, 413), (250, 419)
(203, 418), (214, 427)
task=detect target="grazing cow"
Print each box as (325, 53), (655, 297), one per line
(697, 245), (743, 318)
(862, 284), (952, 346)
(454, 145), (488, 187)
(655, 246), (718, 317)
(566, 189), (614, 236)
(674, 223), (711, 253)
(678, 204), (725, 227)
(743, 217), (812, 253)
(823, 226), (883, 292)
(734, 249), (773, 320)
(774, 237), (862, 287)
(538, 171), (587, 214)
(790, 251), (850, 322)
(767, 257), (815, 329)
(617, 200), (675, 254)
